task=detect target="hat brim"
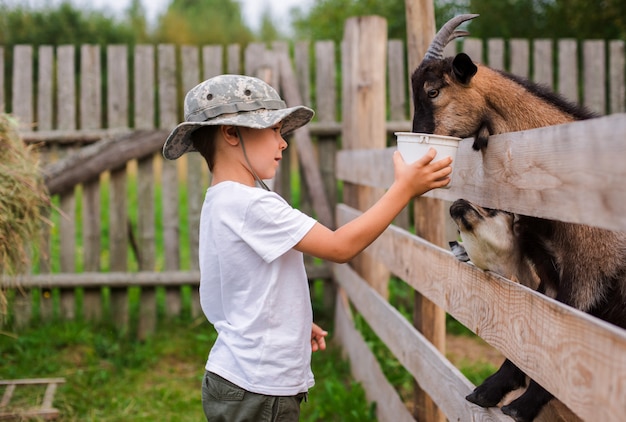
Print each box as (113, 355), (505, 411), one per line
(162, 106), (314, 160)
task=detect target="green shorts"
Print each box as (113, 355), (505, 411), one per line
(201, 371), (307, 422)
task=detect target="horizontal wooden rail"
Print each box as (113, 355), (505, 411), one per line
(337, 113), (626, 232)
(336, 204), (626, 422)
(1, 263), (331, 289)
(21, 121), (411, 145)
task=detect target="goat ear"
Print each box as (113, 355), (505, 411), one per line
(452, 53), (478, 85)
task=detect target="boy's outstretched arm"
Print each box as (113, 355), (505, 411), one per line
(295, 148), (452, 263)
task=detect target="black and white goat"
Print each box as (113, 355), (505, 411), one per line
(411, 14), (626, 422)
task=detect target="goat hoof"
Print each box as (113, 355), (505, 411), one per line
(465, 388), (501, 408)
(501, 403), (533, 422)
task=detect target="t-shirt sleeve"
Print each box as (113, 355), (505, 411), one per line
(241, 192), (317, 263)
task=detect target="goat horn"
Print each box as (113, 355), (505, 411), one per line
(423, 14), (479, 61)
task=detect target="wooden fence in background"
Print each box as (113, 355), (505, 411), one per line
(1, 16), (625, 420)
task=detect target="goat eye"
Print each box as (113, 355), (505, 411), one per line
(427, 89), (439, 98)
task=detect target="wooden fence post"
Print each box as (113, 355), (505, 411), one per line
(405, 1), (446, 421)
(341, 16), (389, 298)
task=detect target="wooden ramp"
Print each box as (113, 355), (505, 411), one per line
(0, 378), (65, 420)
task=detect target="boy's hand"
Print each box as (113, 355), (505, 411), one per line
(393, 148), (453, 195)
(311, 322), (328, 352)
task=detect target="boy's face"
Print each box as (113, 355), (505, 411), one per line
(239, 123), (287, 181)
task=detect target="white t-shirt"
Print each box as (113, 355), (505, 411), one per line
(199, 181), (318, 396)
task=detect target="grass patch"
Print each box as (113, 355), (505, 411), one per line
(0, 318), (377, 421)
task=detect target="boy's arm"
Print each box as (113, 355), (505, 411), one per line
(295, 149), (452, 263)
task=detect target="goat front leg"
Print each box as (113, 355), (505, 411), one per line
(466, 358), (526, 407)
(501, 379), (554, 422)
(471, 121), (491, 150)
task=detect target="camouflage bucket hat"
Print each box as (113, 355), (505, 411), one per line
(163, 74), (315, 160)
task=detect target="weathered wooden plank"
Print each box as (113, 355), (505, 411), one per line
(341, 16), (390, 298)
(80, 44), (103, 322)
(107, 45), (130, 329)
(12, 45), (33, 129)
(2, 263), (330, 288)
(202, 45), (223, 79)
(557, 39), (578, 104)
(609, 40), (625, 114)
(315, 41), (338, 227)
(181, 45), (203, 275)
(333, 289), (415, 422)
(37, 46), (54, 131)
(487, 38), (504, 70)
(463, 38), (483, 64)
(333, 263), (511, 422)
(0, 47), (4, 112)
(56, 45), (77, 320)
(336, 204), (626, 422)
(226, 44), (240, 74)
(133, 44), (158, 338)
(294, 41), (311, 108)
(36, 45), (55, 322)
(158, 44), (182, 319)
(43, 130), (166, 195)
(337, 114), (626, 232)
(388, 39), (407, 121)
(533, 39), (553, 88)
(510, 39), (529, 78)
(583, 40), (606, 115)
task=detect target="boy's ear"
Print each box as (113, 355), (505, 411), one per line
(222, 125), (239, 146)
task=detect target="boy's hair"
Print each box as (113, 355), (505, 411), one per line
(190, 126), (219, 171)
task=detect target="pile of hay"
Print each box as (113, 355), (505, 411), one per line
(0, 114), (50, 314)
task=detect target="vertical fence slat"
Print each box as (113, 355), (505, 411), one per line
(510, 39), (529, 78)
(56, 45), (77, 320)
(388, 40), (407, 122)
(388, 39), (410, 230)
(181, 45), (201, 279)
(558, 39), (579, 104)
(227, 44), (240, 74)
(37, 46), (54, 131)
(202, 45), (223, 80)
(80, 44), (103, 321)
(609, 40), (625, 114)
(583, 40), (606, 115)
(107, 45), (130, 329)
(487, 39), (504, 70)
(158, 44), (182, 318)
(533, 39), (553, 89)
(315, 40), (338, 308)
(12, 45), (33, 129)
(134, 45), (158, 339)
(0, 47), (4, 112)
(295, 41), (311, 108)
(133, 45), (157, 340)
(341, 16), (390, 294)
(463, 38), (483, 64)
(36, 46), (54, 322)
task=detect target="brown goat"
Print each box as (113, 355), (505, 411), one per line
(411, 14), (626, 422)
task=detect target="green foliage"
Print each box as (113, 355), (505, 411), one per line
(293, 0), (626, 43)
(155, 0), (253, 45)
(466, 0), (626, 40)
(0, 1), (141, 46)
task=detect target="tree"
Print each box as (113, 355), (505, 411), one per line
(156, 0), (253, 45)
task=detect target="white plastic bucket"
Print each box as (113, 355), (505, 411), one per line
(395, 132), (461, 188)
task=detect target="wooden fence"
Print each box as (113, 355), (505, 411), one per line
(1, 14), (626, 421)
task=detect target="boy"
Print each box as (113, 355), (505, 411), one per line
(163, 74), (452, 421)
